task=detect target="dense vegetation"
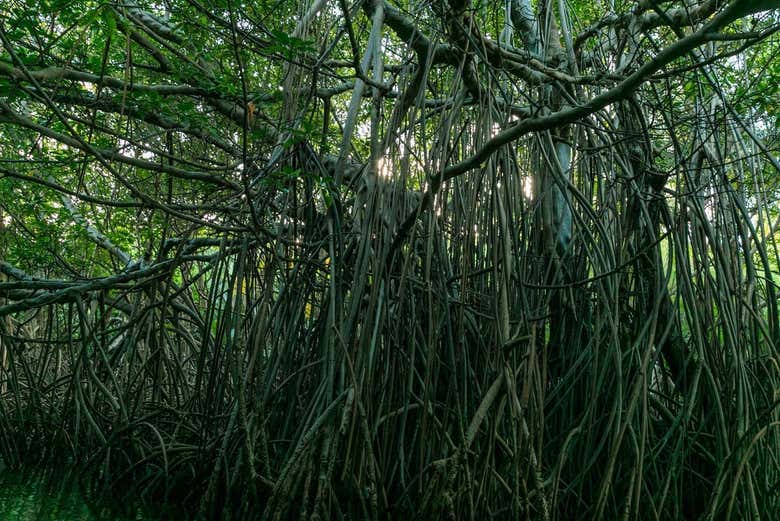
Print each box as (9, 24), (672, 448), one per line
(1, 0), (779, 519)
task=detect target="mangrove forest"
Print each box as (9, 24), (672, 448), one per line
(1, 0), (779, 519)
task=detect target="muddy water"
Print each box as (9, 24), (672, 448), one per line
(0, 466), (155, 520)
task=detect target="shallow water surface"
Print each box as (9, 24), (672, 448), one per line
(0, 466), (153, 520)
